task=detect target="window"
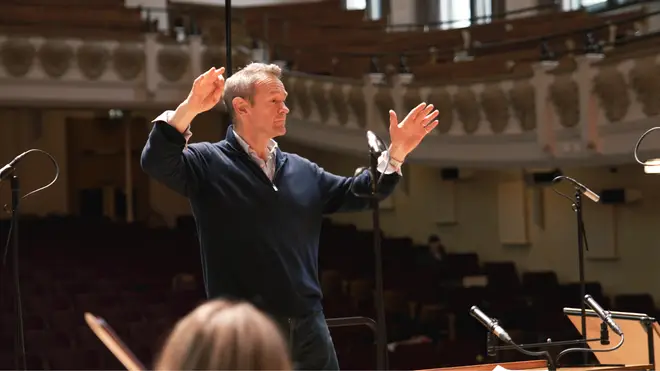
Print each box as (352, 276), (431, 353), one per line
(562, 0), (607, 11)
(474, 0), (492, 24)
(346, 0), (380, 20)
(346, 0), (366, 10)
(439, 0), (471, 29)
(369, 0), (381, 20)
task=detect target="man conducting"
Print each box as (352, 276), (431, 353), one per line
(141, 63), (439, 370)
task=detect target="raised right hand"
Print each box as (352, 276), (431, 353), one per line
(169, 67), (225, 134)
(185, 67), (226, 115)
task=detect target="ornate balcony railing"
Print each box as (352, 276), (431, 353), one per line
(0, 32), (659, 168)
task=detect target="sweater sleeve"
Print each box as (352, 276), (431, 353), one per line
(316, 153), (401, 214)
(140, 111), (209, 197)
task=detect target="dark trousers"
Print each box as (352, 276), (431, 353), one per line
(274, 311), (340, 370)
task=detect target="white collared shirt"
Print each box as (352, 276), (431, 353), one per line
(233, 130), (278, 181)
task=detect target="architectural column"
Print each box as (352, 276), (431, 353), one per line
(124, 117), (135, 223)
(389, 0), (418, 30)
(505, 0), (537, 19)
(125, 0), (169, 32)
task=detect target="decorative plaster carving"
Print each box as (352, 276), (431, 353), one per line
(629, 56), (660, 117)
(38, 40), (73, 79)
(549, 75), (579, 128)
(157, 47), (189, 82)
(112, 45), (143, 81)
(374, 87), (395, 129)
(1, 33), (658, 168)
(348, 86), (366, 127)
(310, 81), (330, 122)
(330, 84), (349, 124)
(281, 75), (296, 112)
(509, 81), (536, 131)
(77, 43), (110, 80)
(201, 47), (226, 72)
(453, 87), (481, 134)
(592, 66), (630, 123)
(402, 88), (422, 114)
(481, 84), (510, 134)
(292, 78), (312, 118)
(1, 38), (35, 77)
(426, 89), (454, 134)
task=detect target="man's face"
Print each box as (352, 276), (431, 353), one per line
(242, 75), (289, 138)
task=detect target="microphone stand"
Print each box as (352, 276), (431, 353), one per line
(574, 189), (588, 365)
(368, 148), (388, 371)
(350, 132), (389, 370)
(9, 174), (26, 370)
(225, 0), (231, 78)
(551, 176), (596, 366)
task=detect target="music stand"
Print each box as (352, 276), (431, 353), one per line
(563, 307), (658, 370)
(84, 312), (146, 371)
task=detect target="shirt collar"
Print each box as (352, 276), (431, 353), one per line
(232, 129), (278, 161)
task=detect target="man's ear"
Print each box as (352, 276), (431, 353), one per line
(232, 97), (250, 116)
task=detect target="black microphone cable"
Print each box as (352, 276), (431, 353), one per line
(555, 333), (624, 366)
(633, 126), (660, 166)
(0, 148), (60, 371)
(471, 306), (556, 370)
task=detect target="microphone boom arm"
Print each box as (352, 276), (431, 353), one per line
(471, 306), (556, 371)
(556, 333), (625, 366)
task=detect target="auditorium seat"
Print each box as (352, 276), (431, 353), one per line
(614, 293), (657, 316)
(389, 342), (439, 370)
(0, 214), (653, 370)
(522, 271), (560, 293)
(49, 310), (83, 333)
(46, 349), (89, 370)
(483, 262), (520, 290)
(444, 253), (481, 278)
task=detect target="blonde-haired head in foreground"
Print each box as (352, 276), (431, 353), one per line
(155, 299), (292, 370)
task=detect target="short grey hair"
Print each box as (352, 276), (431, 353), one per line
(223, 62), (283, 118)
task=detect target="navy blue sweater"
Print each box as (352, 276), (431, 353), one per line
(140, 120), (400, 317)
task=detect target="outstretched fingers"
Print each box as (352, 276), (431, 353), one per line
(422, 108), (439, 126)
(403, 102), (428, 124)
(201, 67), (225, 84)
(424, 120), (439, 134)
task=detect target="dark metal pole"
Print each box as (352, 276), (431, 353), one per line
(11, 175), (26, 370)
(225, 0), (232, 77)
(370, 151), (388, 371)
(575, 190), (588, 365)
(224, 0), (232, 132)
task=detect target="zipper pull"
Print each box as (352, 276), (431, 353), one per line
(272, 184), (278, 192)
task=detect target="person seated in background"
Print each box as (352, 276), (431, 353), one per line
(416, 234), (447, 267)
(427, 234), (447, 262)
(154, 299), (292, 370)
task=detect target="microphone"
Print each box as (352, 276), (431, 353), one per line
(585, 295), (623, 336)
(0, 152), (28, 182)
(554, 176), (600, 203)
(366, 130), (387, 154)
(470, 306), (513, 343)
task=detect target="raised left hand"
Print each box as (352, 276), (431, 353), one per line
(388, 103), (439, 162)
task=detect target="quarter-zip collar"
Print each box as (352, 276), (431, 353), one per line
(224, 125), (287, 190)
